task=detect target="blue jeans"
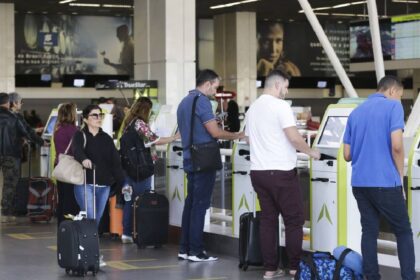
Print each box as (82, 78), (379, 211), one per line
(352, 187), (416, 280)
(122, 176), (152, 236)
(74, 184), (110, 226)
(180, 170), (216, 256)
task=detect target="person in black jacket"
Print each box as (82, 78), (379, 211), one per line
(72, 104), (125, 223)
(0, 93), (44, 223)
(71, 104), (125, 267)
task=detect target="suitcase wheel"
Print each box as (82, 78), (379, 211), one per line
(65, 268), (70, 275)
(242, 264), (248, 271)
(238, 263), (243, 269)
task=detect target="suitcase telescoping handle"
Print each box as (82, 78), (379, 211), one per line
(252, 190), (256, 218)
(83, 165), (96, 220)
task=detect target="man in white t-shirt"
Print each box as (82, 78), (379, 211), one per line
(245, 70), (320, 279)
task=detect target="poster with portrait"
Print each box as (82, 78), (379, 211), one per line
(15, 15), (133, 81)
(257, 21), (350, 78)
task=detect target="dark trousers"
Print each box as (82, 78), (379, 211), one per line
(56, 180), (80, 227)
(0, 156), (20, 216)
(180, 170), (216, 256)
(250, 169), (304, 271)
(352, 187), (416, 280)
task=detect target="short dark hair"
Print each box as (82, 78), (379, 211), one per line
(266, 69), (290, 82)
(82, 104), (102, 119)
(377, 76), (403, 92)
(196, 69), (219, 87)
(0, 92), (9, 105)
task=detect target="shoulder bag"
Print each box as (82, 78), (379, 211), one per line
(189, 95), (222, 172)
(52, 132), (86, 185)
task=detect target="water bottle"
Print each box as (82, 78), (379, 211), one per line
(122, 185), (132, 202)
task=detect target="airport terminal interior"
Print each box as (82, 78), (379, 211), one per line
(1, 0), (420, 279)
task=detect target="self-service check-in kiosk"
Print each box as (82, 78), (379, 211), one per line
(310, 103), (361, 253)
(167, 140), (186, 226)
(408, 128), (420, 271)
(231, 141), (254, 237)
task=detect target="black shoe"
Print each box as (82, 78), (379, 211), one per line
(188, 252), (218, 262)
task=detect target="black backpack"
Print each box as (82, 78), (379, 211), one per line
(119, 121), (154, 182)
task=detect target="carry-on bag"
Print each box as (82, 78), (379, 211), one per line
(57, 168), (100, 276)
(109, 194), (123, 238)
(21, 142), (56, 222)
(132, 175), (169, 248)
(238, 191), (265, 271)
(295, 250), (363, 280)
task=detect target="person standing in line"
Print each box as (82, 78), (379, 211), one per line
(343, 76), (416, 280)
(120, 97), (179, 244)
(245, 70), (320, 279)
(53, 103), (80, 227)
(176, 69), (244, 262)
(72, 104), (125, 267)
(0, 93), (44, 223)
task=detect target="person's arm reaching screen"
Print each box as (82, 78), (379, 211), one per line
(284, 126), (320, 159)
(391, 129), (404, 181)
(204, 120), (244, 140)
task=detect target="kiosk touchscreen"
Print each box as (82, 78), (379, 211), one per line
(311, 104), (361, 253)
(408, 128), (420, 271)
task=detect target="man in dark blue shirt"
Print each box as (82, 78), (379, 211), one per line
(343, 76), (415, 280)
(176, 69), (244, 262)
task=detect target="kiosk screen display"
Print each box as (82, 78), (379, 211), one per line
(318, 116), (348, 147)
(44, 116), (57, 136)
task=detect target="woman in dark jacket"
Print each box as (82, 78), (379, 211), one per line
(72, 104), (125, 222)
(72, 104), (125, 267)
(53, 103), (80, 227)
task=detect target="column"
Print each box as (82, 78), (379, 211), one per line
(134, 0), (195, 107)
(0, 3), (15, 93)
(214, 12), (257, 109)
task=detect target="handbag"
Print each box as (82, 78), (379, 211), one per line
(189, 95), (222, 172)
(52, 132), (86, 185)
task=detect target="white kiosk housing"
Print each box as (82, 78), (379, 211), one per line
(408, 128), (420, 271)
(311, 103), (361, 253)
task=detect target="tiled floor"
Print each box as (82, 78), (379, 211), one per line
(0, 219), (418, 280)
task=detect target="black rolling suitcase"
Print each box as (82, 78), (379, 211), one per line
(57, 168), (99, 276)
(133, 176), (169, 248)
(238, 211), (264, 271)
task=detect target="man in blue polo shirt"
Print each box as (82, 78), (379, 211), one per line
(176, 69), (244, 262)
(343, 76), (415, 280)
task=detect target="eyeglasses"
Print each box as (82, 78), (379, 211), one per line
(88, 113), (105, 119)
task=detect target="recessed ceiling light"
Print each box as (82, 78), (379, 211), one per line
(210, 0), (260, 10)
(27, 11), (33, 14)
(102, 4), (133, 8)
(59, 0), (76, 4)
(69, 3), (100, 7)
(392, 0), (419, 3)
(299, 1), (367, 13)
(72, 12), (78, 15)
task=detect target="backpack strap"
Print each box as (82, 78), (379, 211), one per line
(332, 248), (353, 280)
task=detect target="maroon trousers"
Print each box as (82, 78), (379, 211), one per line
(250, 169), (304, 271)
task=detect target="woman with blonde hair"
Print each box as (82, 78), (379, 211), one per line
(53, 103), (80, 227)
(120, 97), (179, 244)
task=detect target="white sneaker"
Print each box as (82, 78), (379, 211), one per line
(178, 252), (188, 260)
(188, 252), (218, 262)
(99, 255), (107, 267)
(121, 234), (134, 244)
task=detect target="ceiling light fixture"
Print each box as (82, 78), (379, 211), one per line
(102, 4), (133, 8)
(210, 0), (260, 10)
(69, 3), (100, 7)
(59, 0), (76, 4)
(392, 0), (419, 3)
(299, 1), (367, 13)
